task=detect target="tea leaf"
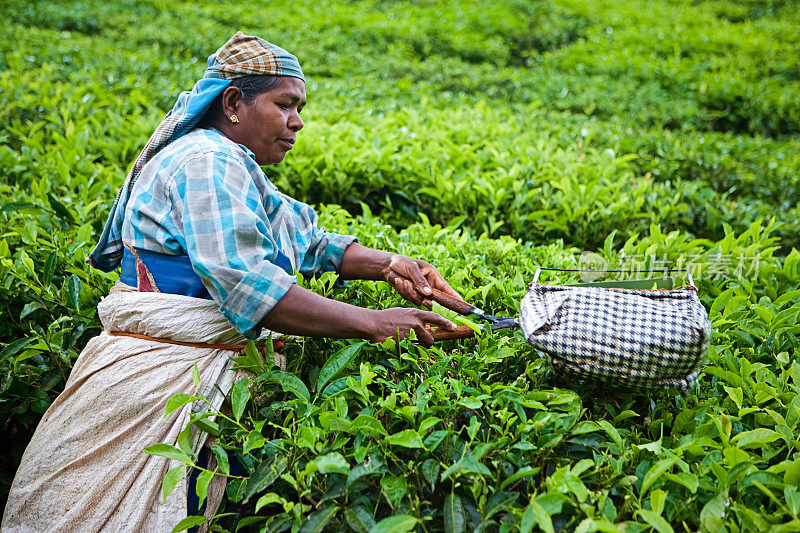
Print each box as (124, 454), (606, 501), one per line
(316, 340), (367, 392)
(299, 505), (338, 533)
(255, 492), (283, 513)
(196, 469), (213, 509)
(731, 428), (782, 448)
(210, 445), (229, 476)
(0, 338), (33, 363)
(641, 458), (678, 495)
(231, 378), (250, 422)
(369, 515), (418, 533)
(164, 393), (202, 417)
(230, 341), (267, 375)
(67, 274), (81, 310)
(350, 414), (388, 437)
(386, 429), (425, 449)
(521, 498), (554, 533)
(162, 466), (183, 501)
(43, 251), (57, 283)
(170, 516), (207, 533)
(345, 505), (376, 533)
(485, 490), (518, 518)
(245, 455), (289, 499)
(192, 362), (201, 390)
(144, 444), (193, 465)
(311, 452), (350, 475)
(381, 475), (407, 508)
(637, 509), (674, 533)
(257, 370), (310, 402)
(443, 493), (465, 533)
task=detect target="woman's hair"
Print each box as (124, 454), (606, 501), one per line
(230, 75), (283, 103)
(199, 75), (284, 126)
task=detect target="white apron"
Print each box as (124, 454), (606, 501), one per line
(2, 283), (270, 532)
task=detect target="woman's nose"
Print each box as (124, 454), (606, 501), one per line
(288, 112), (303, 132)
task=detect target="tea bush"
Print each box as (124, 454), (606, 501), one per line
(2, 0), (799, 530)
(151, 211), (800, 532)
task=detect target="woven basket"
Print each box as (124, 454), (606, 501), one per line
(519, 282), (710, 390)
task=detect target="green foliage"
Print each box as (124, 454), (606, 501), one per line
(1, 0), (799, 530)
(180, 213), (799, 531)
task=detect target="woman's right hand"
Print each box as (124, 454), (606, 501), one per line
(369, 307), (456, 347)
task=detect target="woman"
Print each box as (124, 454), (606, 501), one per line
(3, 32), (460, 532)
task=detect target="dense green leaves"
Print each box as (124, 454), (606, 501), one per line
(2, 0), (800, 531)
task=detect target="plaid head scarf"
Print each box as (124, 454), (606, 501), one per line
(88, 31), (305, 272)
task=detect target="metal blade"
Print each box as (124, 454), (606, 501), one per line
(489, 318), (519, 331)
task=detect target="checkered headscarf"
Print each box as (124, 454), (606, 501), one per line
(89, 32), (304, 272)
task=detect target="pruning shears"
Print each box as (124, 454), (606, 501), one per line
(426, 288), (519, 342)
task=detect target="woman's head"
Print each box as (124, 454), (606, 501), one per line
(202, 74), (306, 165)
(198, 32), (307, 165)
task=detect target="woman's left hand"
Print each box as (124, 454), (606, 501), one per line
(381, 254), (464, 308)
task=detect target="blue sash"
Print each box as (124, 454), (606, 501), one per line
(120, 247), (295, 300)
(121, 248), (212, 299)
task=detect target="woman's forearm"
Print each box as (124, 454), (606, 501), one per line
(259, 242), (461, 344)
(259, 284), (377, 338)
(339, 243), (394, 281)
(258, 283), (456, 345)
(338, 242), (464, 307)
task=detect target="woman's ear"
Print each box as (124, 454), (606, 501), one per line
(220, 86), (244, 118)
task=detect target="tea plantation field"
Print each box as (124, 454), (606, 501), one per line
(2, 0), (800, 531)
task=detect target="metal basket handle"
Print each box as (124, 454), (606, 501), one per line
(532, 267), (694, 288)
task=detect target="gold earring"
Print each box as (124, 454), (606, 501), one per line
(229, 114), (239, 123)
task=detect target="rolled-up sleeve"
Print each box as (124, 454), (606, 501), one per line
(170, 151), (297, 337)
(286, 197), (358, 276)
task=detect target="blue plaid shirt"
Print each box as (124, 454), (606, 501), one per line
(122, 127), (357, 337)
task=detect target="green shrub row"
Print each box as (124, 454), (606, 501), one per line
(2, 64), (799, 252)
(149, 210), (800, 532)
(3, 0), (799, 137)
(2, 0), (799, 529)
(3, 198), (799, 531)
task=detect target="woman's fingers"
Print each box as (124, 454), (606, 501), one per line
(421, 264), (464, 302)
(418, 309), (457, 330)
(413, 324), (435, 347)
(385, 272), (420, 305)
(372, 308), (456, 346)
(431, 277), (464, 301)
(398, 277), (423, 305)
(383, 255), (464, 306)
(390, 258), (431, 296)
(407, 262), (432, 296)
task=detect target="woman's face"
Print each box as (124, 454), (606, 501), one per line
(233, 77), (306, 165)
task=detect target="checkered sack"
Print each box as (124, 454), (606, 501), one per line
(519, 283), (710, 390)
